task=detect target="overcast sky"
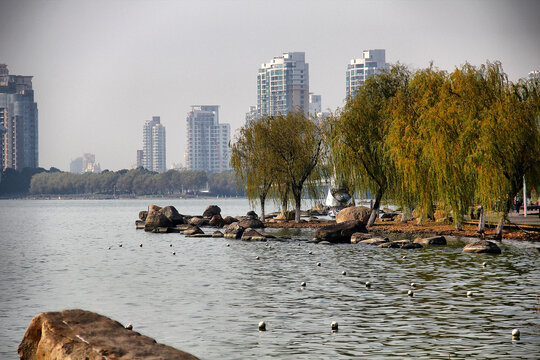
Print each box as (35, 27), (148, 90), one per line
(1, 0), (538, 171)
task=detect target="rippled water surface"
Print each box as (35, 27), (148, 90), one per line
(0, 199), (539, 359)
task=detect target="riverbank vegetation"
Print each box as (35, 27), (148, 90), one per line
(0, 168), (241, 197)
(232, 61), (540, 237)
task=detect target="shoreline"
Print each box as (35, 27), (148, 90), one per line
(264, 219), (540, 242)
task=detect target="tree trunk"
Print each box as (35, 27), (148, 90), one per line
(401, 207), (410, 223)
(294, 194), (302, 223)
(259, 194), (266, 222)
(494, 216), (504, 240)
(477, 206), (485, 234)
(367, 191), (382, 228)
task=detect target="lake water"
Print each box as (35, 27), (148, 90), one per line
(0, 199), (539, 359)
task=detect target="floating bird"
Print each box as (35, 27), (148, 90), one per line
(317, 262), (321, 267)
(410, 282), (416, 288)
(331, 321), (338, 331)
(342, 271), (347, 276)
(467, 291), (473, 297)
(408, 290), (414, 297)
(301, 281), (306, 287)
(258, 321), (266, 331)
(125, 323), (133, 330)
(512, 329), (520, 339)
(365, 281), (371, 288)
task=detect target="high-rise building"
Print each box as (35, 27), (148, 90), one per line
(136, 149), (143, 168)
(245, 105), (257, 124)
(309, 93), (321, 114)
(529, 70), (540, 80)
(82, 153), (101, 173)
(142, 116), (166, 173)
(185, 105), (230, 173)
(346, 49), (388, 98)
(256, 52), (309, 117)
(0, 64), (38, 171)
(70, 157), (83, 173)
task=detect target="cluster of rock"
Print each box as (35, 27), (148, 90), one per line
(137, 204), (277, 241)
(18, 309), (199, 360)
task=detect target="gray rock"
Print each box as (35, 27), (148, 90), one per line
(183, 225), (204, 236)
(224, 222), (245, 239)
(202, 205), (221, 219)
(188, 217), (207, 227)
(350, 232), (374, 243)
(314, 220), (367, 243)
(357, 237), (389, 246)
(222, 216), (238, 225)
(413, 236), (447, 246)
(209, 214), (225, 227)
(161, 206), (184, 225)
(462, 240), (501, 254)
(241, 228), (266, 241)
(237, 218), (264, 229)
(246, 210), (258, 219)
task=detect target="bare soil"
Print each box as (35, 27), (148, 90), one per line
(264, 219), (540, 242)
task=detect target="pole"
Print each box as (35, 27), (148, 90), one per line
(523, 176), (527, 217)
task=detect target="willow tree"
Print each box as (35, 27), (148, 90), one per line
(330, 64), (410, 227)
(265, 111), (327, 222)
(387, 65), (446, 223)
(230, 118), (275, 221)
(474, 65), (540, 238)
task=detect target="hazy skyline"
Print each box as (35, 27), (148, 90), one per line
(1, 0), (538, 171)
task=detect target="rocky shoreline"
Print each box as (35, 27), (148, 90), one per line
(132, 204), (540, 253)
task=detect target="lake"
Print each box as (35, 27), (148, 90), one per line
(0, 199), (538, 359)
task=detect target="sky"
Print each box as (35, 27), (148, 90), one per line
(1, 0), (539, 171)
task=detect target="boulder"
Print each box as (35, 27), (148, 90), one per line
(350, 232), (373, 244)
(224, 222), (245, 239)
(358, 237), (389, 246)
(188, 217), (207, 227)
(135, 220), (145, 230)
(138, 211), (148, 221)
(202, 205), (221, 219)
(246, 210), (258, 219)
(212, 231), (224, 238)
(18, 309), (199, 360)
(462, 240), (502, 254)
(241, 228), (266, 241)
(237, 218), (264, 229)
(209, 214), (225, 227)
(161, 206), (184, 225)
(144, 205), (173, 231)
(414, 235), (447, 246)
(335, 206), (371, 225)
(222, 216), (238, 225)
(314, 220), (367, 243)
(378, 240), (422, 249)
(183, 225), (204, 236)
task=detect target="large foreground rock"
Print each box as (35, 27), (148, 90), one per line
(144, 205), (172, 231)
(462, 240), (502, 254)
(241, 228), (266, 241)
(314, 220), (367, 243)
(18, 309), (199, 360)
(335, 206), (371, 225)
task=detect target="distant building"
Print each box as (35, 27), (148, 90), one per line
(0, 64), (39, 171)
(309, 93), (321, 115)
(346, 49), (388, 98)
(136, 149), (143, 168)
(142, 116), (166, 173)
(82, 153), (101, 173)
(529, 70), (540, 80)
(245, 105), (257, 124)
(0, 123), (6, 182)
(185, 105), (230, 173)
(70, 157), (83, 173)
(256, 52), (309, 117)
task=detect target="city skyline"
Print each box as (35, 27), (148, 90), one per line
(0, 0), (538, 171)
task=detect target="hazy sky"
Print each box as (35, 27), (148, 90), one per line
(1, 0), (538, 171)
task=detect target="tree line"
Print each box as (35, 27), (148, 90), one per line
(1, 167), (241, 196)
(231, 61), (540, 237)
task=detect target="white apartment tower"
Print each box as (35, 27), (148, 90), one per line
(257, 52), (309, 117)
(142, 116), (166, 173)
(346, 49), (388, 98)
(186, 105), (230, 173)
